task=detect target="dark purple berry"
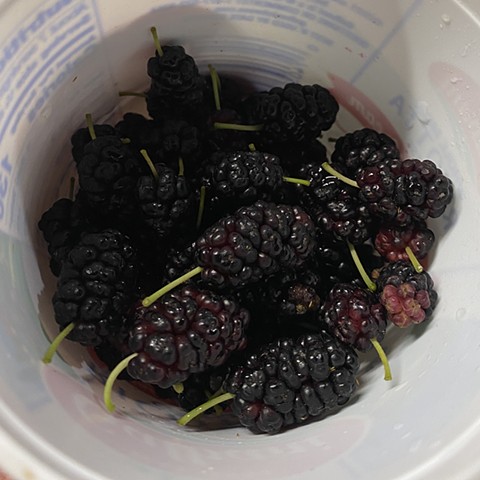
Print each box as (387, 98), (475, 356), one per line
(38, 194), (95, 276)
(146, 45), (206, 122)
(374, 221), (435, 263)
(71, 124), (118, 164)
(195, 201), (316, 290)
(299, 163), (374, 244)
(357, 158), (454, 226)
(136, 162), (195, 239)
(127, 285), (250, 388)
(242, 83), (339, 145)
(76, 136), (145, 225)
(224, 332), (359, 433)
(321, 282), (387, 352)
(331, 128), (400, 178)
(52, 229), (138, 346)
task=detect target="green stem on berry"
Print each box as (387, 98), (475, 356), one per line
(347, 241), (376, 292)
(282, 176), (311, 187)
(120, 137), (131, 144)
(42, 322), (75, 364)
(196, 185), (206, 229)
(213, 122), (263, 132)
(321, 162), (359, 188)
(178, 157), (185, 177)
(140, 149), (159, 181)
(104, 352), (139, 413)
(85, 113), (96, 140)
(150, 26), (163, 56)
(248, 143), (256, 152)
(118, 91), (147, 98)
(177, 392), (235, 426)
(208, 64), (221, 111)
(142, 266), (203, 307)
(205, 389), (224, 415)
(370, 338), (392, 381)
(173, 383), (184, 394)
(69, 177), (75, 201)
(405, 246), (423, 273)
(212, 65), (221, 91)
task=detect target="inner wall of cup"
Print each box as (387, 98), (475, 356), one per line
(0, 1), (476, 479)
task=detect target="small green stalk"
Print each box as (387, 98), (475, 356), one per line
(104, 353), (139, 413)
(347, 241), (376, 292)
(248, 143), (256, 152)
(140, 149), (159, 181)
(282, 176), (311, 187)
(208, 64), (221, 111)
(85, 113), (96, 140)
(177, 392), (235, 426)
(178, 157), (185, 177)
(118, 91), (147, 98)
(321, 162), (359, 188)
(214, 122), (263, 132)
(405, 246), (423, 273)
(173, 383), (184, 394)
(196, 185), (206, 229)
(205, 389), (224, 415)
(42, 322), (75, 364)
(370, 339), (392, 381)
(150, 26), (163, 56)
(142, 266), (203, 307)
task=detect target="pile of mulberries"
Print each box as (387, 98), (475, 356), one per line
(39, 30), (454, 435)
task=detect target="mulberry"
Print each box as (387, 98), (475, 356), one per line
(223, 332), (359, 433)
(127, 285), (250, 388)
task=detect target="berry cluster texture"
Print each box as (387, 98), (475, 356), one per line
(224, 332), (359, 433)
(52, 229), (138, 346)
(195, 201), (316, 289)
(38, 34), (455, 436)
(127, 285), (250, 388)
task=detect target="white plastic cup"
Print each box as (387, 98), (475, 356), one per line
(0, 1), (478, 479)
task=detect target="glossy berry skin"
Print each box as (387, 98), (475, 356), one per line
(374, 222), (435, 263)
(224, 332), (359, 434)
(331, 128), (400, 178)
(38, 195), (93, 276)
(146, 46), (206, 121)
(136, 162), (194, 239)
(206, 151), (284, 202)
(127, 285), (250, 388)
(52, 229), (138, 346)
(321, 283), (387, 352)
(357, 158), (454, 226)
(242, 83), (339, 145)
(201, 151), (287, 223)
(195, 201), (316, 290)
(77, 136), (144, 224)
(299, 163), (374, 244)
(71, 124), (118, 164)
(201, 150), (299, 225)
(376, 261), (438, 327)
